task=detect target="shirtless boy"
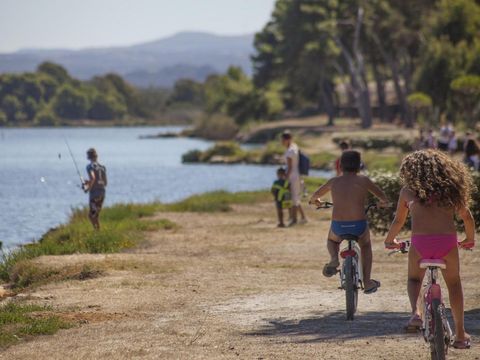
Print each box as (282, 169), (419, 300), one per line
(309, 150), (388, 294)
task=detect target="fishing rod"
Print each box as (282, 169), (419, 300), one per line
(64, 138), (84, 187)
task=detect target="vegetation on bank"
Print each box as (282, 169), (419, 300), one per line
(0, 204), (177, 286)
(182, 139), (402, 172)
(0, 191), (271, 288)
(0, 302), (72, 349)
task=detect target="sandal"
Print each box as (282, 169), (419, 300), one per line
(322, 261), (339, 277)
(364, 279), (381, 294)
(452, 338), (471, 349)
(405, 314), (422, 333)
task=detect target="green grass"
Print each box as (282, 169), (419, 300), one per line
(0, 204), (177, 284)
(363, 151), (402, 172)
(161, 190), (271, 212)
(0, 190), (273, 286)
(0, 302), (72, 349)
(309, 152), (337, 170)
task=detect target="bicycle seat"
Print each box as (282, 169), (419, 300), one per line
(419, 259), (446, 269)
(341, 234), (359, 241)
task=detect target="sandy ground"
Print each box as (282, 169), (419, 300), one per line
(1, 203), (479, 359)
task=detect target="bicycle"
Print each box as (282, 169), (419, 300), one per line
(315, 201), (377, 320)
(387, 240), (473, 360)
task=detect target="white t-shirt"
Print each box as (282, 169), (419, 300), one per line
(284, 143), (300, 180)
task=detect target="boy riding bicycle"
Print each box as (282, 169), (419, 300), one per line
(384, 149), (475, 349)
(309, 150), (388, 294)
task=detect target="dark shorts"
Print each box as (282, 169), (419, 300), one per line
(89, 194), (105, 217)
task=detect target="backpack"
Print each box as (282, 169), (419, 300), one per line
(89, 163), (107, 189)
(298, 151), (310, 176)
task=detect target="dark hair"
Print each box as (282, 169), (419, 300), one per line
(465, 139), (480, 157)
(339, 141), (350, 151)
(87, 148), (98, 160)
(277, 167), (286, 175)
(340, 150), (361, 173)
(281, 130), (292, 140)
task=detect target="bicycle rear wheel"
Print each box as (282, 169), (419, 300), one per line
(430, 298), (447, 360)
(344, 256), (357, 321)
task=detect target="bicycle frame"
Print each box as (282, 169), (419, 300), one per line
(340, 239), (363, 290)
(421, 266), (453, 347)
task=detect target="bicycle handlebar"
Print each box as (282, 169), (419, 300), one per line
(386, 239), (474, 256)
(313, 201), (377, 215)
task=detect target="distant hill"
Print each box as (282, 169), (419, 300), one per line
(0, 32), (254, 87)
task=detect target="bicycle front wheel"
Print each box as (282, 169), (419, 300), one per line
(431, 298), (447, 360)
(344, 256), (357, 321)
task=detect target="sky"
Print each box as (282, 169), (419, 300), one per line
(0, 0), (276, 53)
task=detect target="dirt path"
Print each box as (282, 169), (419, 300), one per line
(2, 203), (479, 359)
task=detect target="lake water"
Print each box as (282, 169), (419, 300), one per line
(0, 127), (331, 248)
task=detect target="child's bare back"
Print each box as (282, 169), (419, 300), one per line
(329, 174), (383, 221)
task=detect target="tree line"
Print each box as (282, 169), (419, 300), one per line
(173, 0), (480, 129)
(0, 62), (171, 125)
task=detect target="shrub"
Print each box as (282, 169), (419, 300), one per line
(190, 114), (239, 140)
(332, 136), (412, 152)
(407, 92), (433, 125)
(182, 149), (203, 163)
(366, 172), (480, 234)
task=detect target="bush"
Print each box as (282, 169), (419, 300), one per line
(34, 108), (58, 126)
(182, 149), (203, 163)
(451, 75), (480, 127)
(366, 172), (480, 234)
(407, 92), (433, 125)
(332, 136), (412, 152)
(53, 85), (89, 119)
(190, 114), (239, 140)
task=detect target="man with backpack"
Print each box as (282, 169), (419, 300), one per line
(281, 131), (307, 226)
(83, 148), (107, 230)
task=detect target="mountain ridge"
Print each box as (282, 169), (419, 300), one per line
(0, 31), (255, 87)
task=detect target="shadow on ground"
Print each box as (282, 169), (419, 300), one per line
(246, 310), (416, 343)
(247, 308), (480, 343)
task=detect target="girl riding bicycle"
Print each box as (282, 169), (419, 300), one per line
(384, 149), (475, 349)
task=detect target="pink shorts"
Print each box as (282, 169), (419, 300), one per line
(411, 234), (458, 260)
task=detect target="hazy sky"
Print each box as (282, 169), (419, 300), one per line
(0, 0), (276, 53)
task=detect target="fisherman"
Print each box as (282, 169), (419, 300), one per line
(82, 148), (107, 230)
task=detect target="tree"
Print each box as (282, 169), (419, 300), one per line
(37, 62), (70, 84)
(168, 79), (205, 106)
(89, 93), (127, 120)
(451, 75), (480, 126)
(1, 95), (23, 122)
(53, 85), (89, 119)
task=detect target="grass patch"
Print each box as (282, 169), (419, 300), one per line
(8, 262), (104, 290)
(363, 151), (402, 172)
(309, 152), (337, 170)
(160, 190), (271, 213)
(0, 190), (272, 286)
(304, 177), (327, 193)
(0, 302), (72, 349)
(0, 204), (177, 284)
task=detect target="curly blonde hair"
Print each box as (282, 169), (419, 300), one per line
(400, 149), (473, 209)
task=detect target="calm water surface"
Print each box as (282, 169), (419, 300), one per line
(0, 127), (330, 247)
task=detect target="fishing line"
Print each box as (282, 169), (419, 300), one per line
(64, 137), (84, 186)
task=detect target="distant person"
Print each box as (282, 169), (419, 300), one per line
(83, 148), (107, 230)
(448, 130), (458, 154)
(413, 129), (426, 151)
(271, 167), (292, 228)
(281, 131), (307, 226)
(309, 150), (389, 294)
(464, 139), (480, 171)
(426, 129), (437, 149)
(335, 141), (351, 176)
(438, 122), (454, 151)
